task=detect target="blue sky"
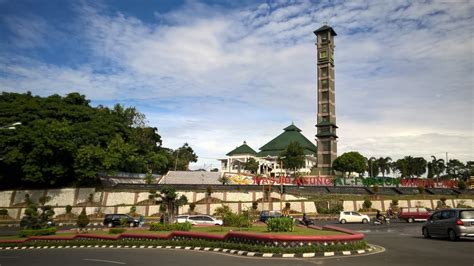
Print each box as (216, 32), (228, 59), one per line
(1, 0), (473, 170)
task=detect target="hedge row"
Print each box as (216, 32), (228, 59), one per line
(0, 238), (368, 254)
(149, 222), (192, 231)
(18, 227), (57, 238)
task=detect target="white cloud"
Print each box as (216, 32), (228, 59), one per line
(0, 0), (473, 169)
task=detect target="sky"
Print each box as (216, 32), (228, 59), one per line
(0, 0), (473, 170)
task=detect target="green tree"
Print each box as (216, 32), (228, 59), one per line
(0, 92), (171, 188)
(394, 156), (427, 178)
(243, 157), (259, 174)
(173, 143), (198, 171)
(149, 186), (188, 224)
(376, 157), (392, 177)
(446, 159), (465, 180)
(368, 157), (379, 177)
(428, 156), (445, 180)
(77, 208), (90, 229)
(332, 152), (367, 181)
(279, 141), (305, 174)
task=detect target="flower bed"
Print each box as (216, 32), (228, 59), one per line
(0, 225), (364, 250)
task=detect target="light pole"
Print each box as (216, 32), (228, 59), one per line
(279, 156), (286, 212)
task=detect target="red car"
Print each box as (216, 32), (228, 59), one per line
(398, 207), (432, 223)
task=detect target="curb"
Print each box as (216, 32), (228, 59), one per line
(0, 244), (376, 258)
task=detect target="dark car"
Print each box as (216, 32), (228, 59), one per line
(103, 214), (139, 228)
(422, 208), (474, 241)
(259, 211), (282, 223)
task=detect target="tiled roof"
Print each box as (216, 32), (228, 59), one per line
(257, 124), (317, 157)
(226, 141), (257, 156)
(159, 171), (221, 185)
(313, 25), (337, 36)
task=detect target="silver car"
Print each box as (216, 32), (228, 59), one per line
(422, 208), (474, 241)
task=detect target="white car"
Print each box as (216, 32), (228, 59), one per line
(339, 211), (370, 224)
(176, 215), (189, 223)
(186, 215), (223, 226)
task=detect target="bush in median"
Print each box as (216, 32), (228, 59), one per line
(149, 222), (192, 231)
(266, 217), (294, 232)
(18, 227), (57, 238)
(109, 228), (126, 234)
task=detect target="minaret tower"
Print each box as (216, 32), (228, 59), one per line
(314, 25), (338, 176)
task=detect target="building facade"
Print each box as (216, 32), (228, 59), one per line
(219, 124), (317, 177)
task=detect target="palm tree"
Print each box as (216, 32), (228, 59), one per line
(368, 157), (378, 177)
(376, 157), (392, 177)
(430, 156), (445, 182)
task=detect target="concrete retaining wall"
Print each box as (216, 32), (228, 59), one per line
(1, 187), (473, 220)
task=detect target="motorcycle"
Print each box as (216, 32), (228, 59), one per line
(373, 216), (390, 225)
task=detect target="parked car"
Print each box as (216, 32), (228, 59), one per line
(103, 214), (139, 228)
(176, 215), (190, 223)
(398, 207), (432, 223)
(422, 208), (474, 241)
(186, 215), (223, 225)
(259, 211), (282, 223)
(339, 211), (370, 224)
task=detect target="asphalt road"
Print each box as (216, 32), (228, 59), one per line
(1, 221), (472, 266)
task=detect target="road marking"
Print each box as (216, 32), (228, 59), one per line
(84, 259), (126, 265)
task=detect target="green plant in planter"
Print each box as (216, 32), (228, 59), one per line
(77, 208), (90, 229)
(362, 198), (372, 210)
(266, 217), (294, 232)
(189, 203), (196, 213)
(65, 205), (72, 214)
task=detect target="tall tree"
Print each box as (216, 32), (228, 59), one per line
(376, 157), (392, 177)
(0, 92), (172, 188)
(332, 152), (367, 180)
(279, 141), (305, 174)
(429, 156), (445, 180)
(394, 156), (427, 178)
(243, 157), (259, 174)
(173, 143), (198, 171)
(368, 157), (379, 177)
(446, 159), (465, 180)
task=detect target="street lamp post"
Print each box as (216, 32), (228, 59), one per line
(280, 159), (283, 212)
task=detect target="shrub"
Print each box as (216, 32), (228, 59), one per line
(65, 205), (72, 214)
(77, 208), (90, 229)
(130, 206), (137, 214)
(0, 209), (8, 216)
(266, 217), (294, 232)
(109, 228), (126, 234)
(372, 185), (379, 193)
(362, 198), (372, 210)
(214, 205), (232, 220)
(20, 203), (55, 229)
(417, 185), (425, 194)
(252, 201), (258, 211)
(457, 180), (466, 190)
(223, 212), (252, 228)
(149, 222), (192, 231)
(18, 227), (56, 238)
(189, 203), (196, 212)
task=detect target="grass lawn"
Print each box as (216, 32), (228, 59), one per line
(85, 225), (346, 236)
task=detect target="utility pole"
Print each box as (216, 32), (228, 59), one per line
(174, 150), (179, 171)
(280, 159), (283, 212)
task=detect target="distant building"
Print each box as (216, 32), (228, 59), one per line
(219, 124), (317, 177)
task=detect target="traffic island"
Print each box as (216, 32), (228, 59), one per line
(0, 225), (371, 257)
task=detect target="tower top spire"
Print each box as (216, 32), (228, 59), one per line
(313, 25), (337, 36)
